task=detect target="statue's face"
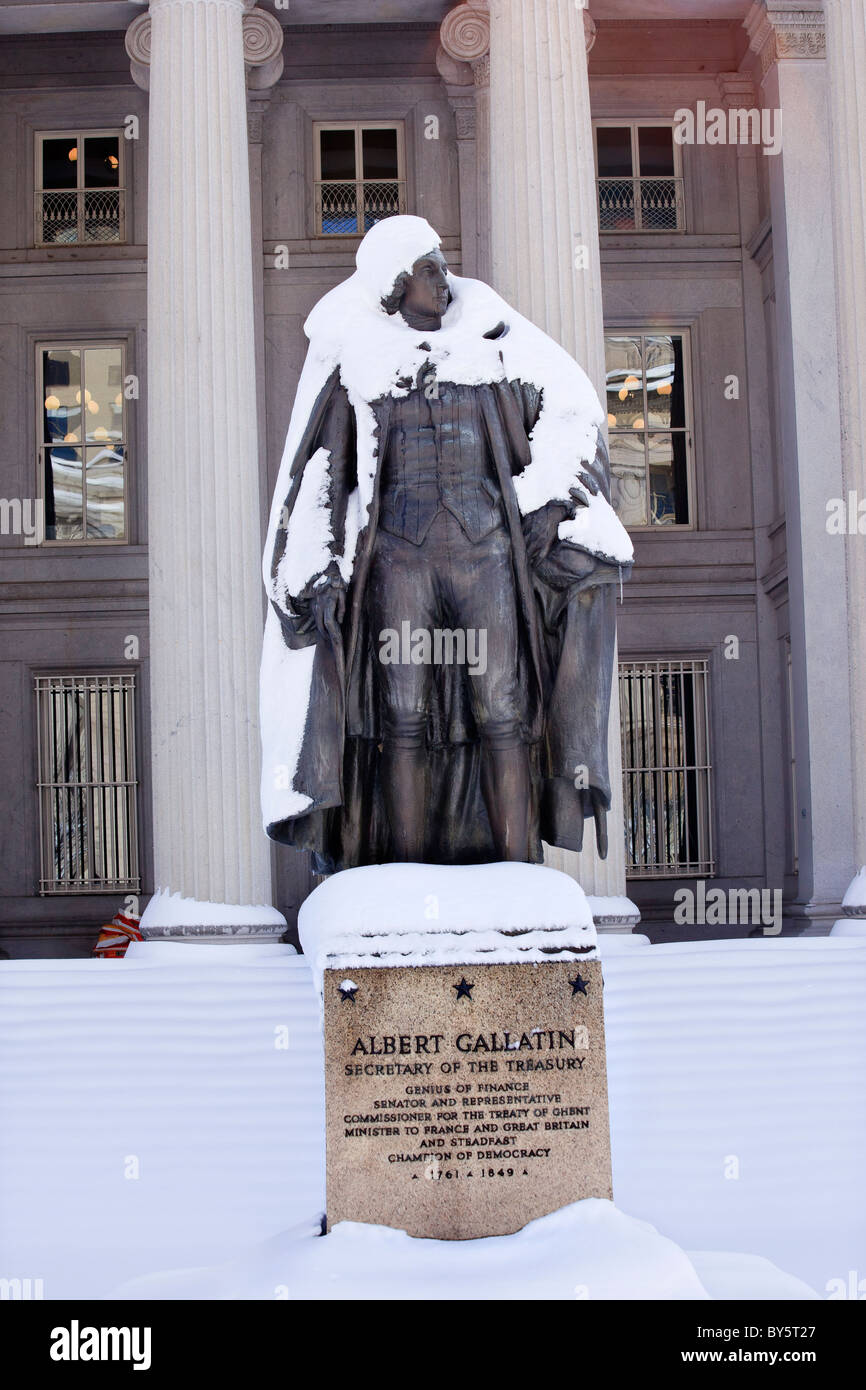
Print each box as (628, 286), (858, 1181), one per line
(399, 248), (450, 326)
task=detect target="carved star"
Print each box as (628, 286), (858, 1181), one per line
(339, 983), (358, 1003)
(569, 973), (589, 997)
(453, 977), (474, 1001)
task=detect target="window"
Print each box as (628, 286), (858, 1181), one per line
(314, 122), (406, 236)
(35, 130), (125, 245)
(605, 330), (692, 528)
(38, 342), (128, 542)
(619, 658), (714, 879)
(35, 673), (140, 895)
(595, 121), (684, 232)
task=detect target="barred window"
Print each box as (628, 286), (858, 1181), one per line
(605, 330), (692, 529)
(314, 122), (406, 236)
(35, 673), (140, 895)
(38, 342), (128, 542)
(619, 658), (714, 878)
(594, 121), (685, 233)
(35, 131), (125, 246)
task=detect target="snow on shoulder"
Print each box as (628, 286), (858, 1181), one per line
(298, 862), (597, 990)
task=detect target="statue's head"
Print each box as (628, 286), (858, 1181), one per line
(355, 215), (450, 328)
(382, 248), (450, 328)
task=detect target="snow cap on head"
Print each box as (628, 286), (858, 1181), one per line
(354, 215), (442, 310)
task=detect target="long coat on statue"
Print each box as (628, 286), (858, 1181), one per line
(260, 216), (633, 873)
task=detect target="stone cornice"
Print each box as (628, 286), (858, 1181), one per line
(744, 2), (826, 76)
(717, 71), (758, 108)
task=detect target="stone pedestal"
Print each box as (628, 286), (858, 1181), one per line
(301, 863), (613, 1241)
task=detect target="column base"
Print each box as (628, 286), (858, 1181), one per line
(586, 894), (642, 934)
(139, 890), (287, 945)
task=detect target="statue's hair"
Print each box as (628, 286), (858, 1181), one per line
(380, 270), (412, 316)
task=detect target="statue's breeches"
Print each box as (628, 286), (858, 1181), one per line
(366, 509), (524, 749)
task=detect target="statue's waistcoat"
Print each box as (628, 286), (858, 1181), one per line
(378, 380), (502, 545)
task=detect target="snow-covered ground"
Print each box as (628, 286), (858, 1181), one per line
(1, 935), (864, 1300)
(113, 1201), (818, 1302)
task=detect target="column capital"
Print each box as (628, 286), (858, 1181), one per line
(444, 0), (492, 88)
(438, 2), (490, 87)
(440, 1), (490, 63)
(125, 12), (151, 90)
(472, 51), (490, 88)
(744, 2), (826, 77)
(125, 2), (284, 92)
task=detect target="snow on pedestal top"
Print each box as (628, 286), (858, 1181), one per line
(298, 862), (597, 989)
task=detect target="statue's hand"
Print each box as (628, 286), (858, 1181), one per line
(589, 786), (609, 859)
(312, 578), (347, 640)
(296, 576), (346, 640)
(522, 501), (570, 566)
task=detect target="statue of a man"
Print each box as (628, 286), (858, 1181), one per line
(261, 216), (632, 873)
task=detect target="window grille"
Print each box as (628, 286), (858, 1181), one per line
(314, 122), (406, 236)
(595, 121), (685, 234)
(597, 176), (685, 232)
(314, 178), (406, 235)
(619, 658), (714, 878)
(35, 673), (140, 894)
(35, 132), (125, 246)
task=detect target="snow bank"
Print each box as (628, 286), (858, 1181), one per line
(0, 952), (323, 1298)
(115, 1200), (711, 1301)
(113, 1200), (820, 1301)
(688, 1251), (818, 1302)
(297, 862), (597, 991)
(2, 935), (864, 1298)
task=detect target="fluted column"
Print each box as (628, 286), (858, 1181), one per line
(744, 1), (854, 928)
(488, 0), (605, 394)
(485, 0), (629, 907)
(125, 0), (284, 930)
(438, 3), (492, 282)
(824, 0), (866, 912)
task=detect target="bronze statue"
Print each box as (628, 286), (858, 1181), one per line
(261, 216), (632, 873)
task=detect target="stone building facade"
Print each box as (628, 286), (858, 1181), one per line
(0, 0), (863, 956)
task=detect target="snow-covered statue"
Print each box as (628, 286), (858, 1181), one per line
(261, 216), (632, 873)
